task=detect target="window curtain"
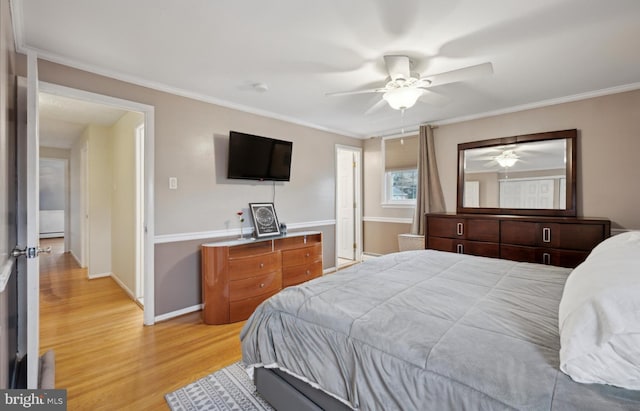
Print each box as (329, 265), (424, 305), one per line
(411, 125), (445, 235)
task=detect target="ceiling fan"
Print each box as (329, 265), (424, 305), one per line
(327, 55), (493, 113)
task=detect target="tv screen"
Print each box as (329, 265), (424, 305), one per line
(227, 131), (293, 181)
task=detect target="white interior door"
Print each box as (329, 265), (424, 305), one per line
(335, 145), (362, 265)
(17, 53), (41, 389)
(336, 149), (355, 260)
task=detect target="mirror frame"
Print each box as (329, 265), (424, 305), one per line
(457, 129), (577, 217)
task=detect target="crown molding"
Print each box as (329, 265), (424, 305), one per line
(432, 82), (640, 127)
(14, 39), (362, 139)
(10, 0), (25, 53)
(11, 0), (639, 141)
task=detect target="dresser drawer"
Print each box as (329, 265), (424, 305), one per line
(282, 260), (322, 287)
(501, 221), (539, 246)
(501, 244), (590, 268)
(542, 223), (606, 251)
(229, 271), (281, 302)
(282, 243), (322, 267)
(427, 236), (458, 253)
(502, 221), (606, 250)
(462, 241), (500, 258)
(229, 251), (280, 280)
(427, 216), (499, 242)
(427, 217), (464, 238)
(229, 290), (279, 323)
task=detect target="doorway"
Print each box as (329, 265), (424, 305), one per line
(335, 145), (362, 269)
(38, 156), (68, 248)
(38, 82), (155, 325)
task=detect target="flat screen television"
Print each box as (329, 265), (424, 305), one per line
(227, 131), (293, 181)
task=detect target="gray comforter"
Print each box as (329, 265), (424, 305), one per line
(241, 250), (640, 410)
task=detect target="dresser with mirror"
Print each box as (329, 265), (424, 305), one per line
(426, 129), (610, 268)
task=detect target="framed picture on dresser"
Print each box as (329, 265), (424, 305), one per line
(249, 202), (281, 237)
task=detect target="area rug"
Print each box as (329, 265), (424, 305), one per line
(165, 362), (274, 411)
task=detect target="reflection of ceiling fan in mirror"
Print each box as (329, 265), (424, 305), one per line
(465, 139), (566, 174)
(326, 55), (493, 114)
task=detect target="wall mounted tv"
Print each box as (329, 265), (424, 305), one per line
(227, 131), (293, 181)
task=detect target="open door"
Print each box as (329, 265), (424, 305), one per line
(16, 53), (45, 388)
(336, 149), (355, 260)
(335, 145), (362, 267)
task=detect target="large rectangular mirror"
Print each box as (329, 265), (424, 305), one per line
(457, 129), (577, 216)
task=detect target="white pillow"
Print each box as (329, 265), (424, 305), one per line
(558, 231), (640, 390)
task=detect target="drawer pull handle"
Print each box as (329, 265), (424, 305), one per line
(543, 253), (551, 265)
(456, 244), (463, 254)
(542, 227), (551, 243)
(457, 222), (464, 236)
(259, 283), (265, 288)
(259, 263), (264, 268)
(306, 270), (311, 275)
(306, 253), (310, 257)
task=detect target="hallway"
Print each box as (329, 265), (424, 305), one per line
(39, 238), (244, 410)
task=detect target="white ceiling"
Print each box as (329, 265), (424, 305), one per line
(14, 0), (640, 138)
(39, 92), (127, 149)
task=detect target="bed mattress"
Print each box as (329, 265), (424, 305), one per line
(241, 250), (640, 410)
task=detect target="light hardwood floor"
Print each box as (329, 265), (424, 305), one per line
(39, 238), (244, 410)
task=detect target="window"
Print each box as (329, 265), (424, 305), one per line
(386, 169), (418, 202)
(382, 136), (418, 206)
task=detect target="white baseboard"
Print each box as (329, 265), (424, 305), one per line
(69, 250), (83, 268)
(39, 232), (64, 239)
(109, 274), (135, 300)
(88, 271), (111, 279)
(362, 252), (382, 260)
(155, 304), (203, 323)
(323, 267), (337, 275)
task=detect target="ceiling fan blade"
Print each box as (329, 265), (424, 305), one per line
(364, 99), (388, 115)
(416, 89), (451, 107)
(421, 62), (493, 87)
(383, 55), (411, 81)
(326, 87), (385, 97)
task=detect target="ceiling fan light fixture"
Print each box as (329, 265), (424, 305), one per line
(383, 87), (423, 110)
(495, 150), (519, 168)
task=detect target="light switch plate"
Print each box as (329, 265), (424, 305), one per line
(169, 177), (178, 190)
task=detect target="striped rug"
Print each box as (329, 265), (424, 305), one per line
(165, 362), (273, 411)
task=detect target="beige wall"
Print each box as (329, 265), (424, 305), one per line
(434, 90), (640, 230)
(363, 90), (640, 254)
(363, 221), (411, 255)
(68, 112), (142, 294)
(84, 125), (113, 277)
(111, 111), (143, 293)
(18, 57), (361, 315)
(363, 136), (417, 254)
(23, 58), (361, 236)
(40, 146), (70, 159)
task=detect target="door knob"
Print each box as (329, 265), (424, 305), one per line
(11, 246), (52, 258)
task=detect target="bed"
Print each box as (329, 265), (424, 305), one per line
(241, 232), (640, 410)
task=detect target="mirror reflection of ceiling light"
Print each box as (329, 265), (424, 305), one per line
(383, 87), (423, 110)
(495, 150), (519, 168)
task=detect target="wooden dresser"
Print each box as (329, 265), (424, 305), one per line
(425, 214), (610, 268)
(201, 232), (323, 325)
